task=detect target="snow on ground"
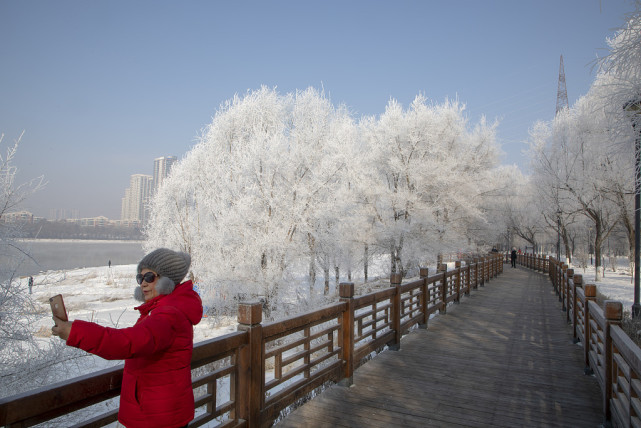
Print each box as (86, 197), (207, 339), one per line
(565, 258), (636, 311)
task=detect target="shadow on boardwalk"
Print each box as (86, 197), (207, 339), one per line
(277, 266), (603, 428)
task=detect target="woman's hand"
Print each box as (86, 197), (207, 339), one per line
(52, 316), (72, 341)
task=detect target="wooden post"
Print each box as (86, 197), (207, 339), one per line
(555, 259), (561, 299)
(454, 261), (462, 302)
(583, 284), (597, 372)
(388, 273), (402, 351)
(531, 253), (534, 270)
(566, 268), (574, 322)
(572, 274), (582, 341)
(490, 255), (495, 279)
(465, 264), (471, 296)
(485, 256), (490, 284)
(237, 302), (263, 428)
(561, 264), (568, 311)
(438, 264), (448, 314)
(419, 267), (429, 328)
(339, 282), (355, 386)
(551, 257), (556, 294)
(603, 300), (623, 423)
(485, 256), (490, 283)
(492, 254), (496, 275)
(473, 258), (479, 289)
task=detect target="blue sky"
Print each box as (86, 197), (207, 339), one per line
(0, 0), (635, 219)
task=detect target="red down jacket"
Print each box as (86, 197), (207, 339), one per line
(67, 281), (203, 428)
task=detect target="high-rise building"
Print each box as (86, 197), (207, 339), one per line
(153, 156), (177, 194)
(121, 174), (152, 223)
(120, 156), (176, 224)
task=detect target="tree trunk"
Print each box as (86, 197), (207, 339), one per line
(621, 210), (635, 270)
(364, 244), (368, 282)
(594, 220), (604, 281)
(309, 257), (316, 295)
(324, 264), (330, 295)
(394, 234), (404, 277)
(561, 225), (572, 264)
(390, 241), (396, 274)
(308, 233), (316, 295)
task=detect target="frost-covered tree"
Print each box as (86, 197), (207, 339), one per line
(595, 4), (641, 272)
(528, 83), (631, 279)
(146, 87), (355, 316)
(523, 3), (641, 276)
(596, 1), (641, 114)
(526, 121), (574, 258)
(146, 88), (505, 318)
(361, 95), (500, 274)
(480, 165), (533, 251)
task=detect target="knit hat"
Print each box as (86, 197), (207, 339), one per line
(134, 248), (191, 301)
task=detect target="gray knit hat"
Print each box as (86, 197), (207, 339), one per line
(134, 248), (191, 301)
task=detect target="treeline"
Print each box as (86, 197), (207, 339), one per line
(17, 220), (144, 240)
(145, 86), (508, 318)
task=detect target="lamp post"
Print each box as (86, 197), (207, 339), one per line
(624, 98), (641, 318)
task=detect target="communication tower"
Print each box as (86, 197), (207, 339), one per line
(556, 55), (569, 115)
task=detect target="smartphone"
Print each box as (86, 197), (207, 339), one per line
(49, 294), (68, 322)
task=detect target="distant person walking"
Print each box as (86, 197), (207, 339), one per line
(108, 259), (111, 268)
(28, 276), (33, 294)
(511, 248), (517, 268)
(52, 248), (202, 428)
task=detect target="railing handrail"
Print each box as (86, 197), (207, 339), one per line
(0, 254), (504, 428)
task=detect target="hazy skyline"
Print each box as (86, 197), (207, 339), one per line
(0, 0), (634, 219)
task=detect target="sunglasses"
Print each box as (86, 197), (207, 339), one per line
(136, 272), (158, 285)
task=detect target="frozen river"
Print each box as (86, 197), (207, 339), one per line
(5, 239), (145, 277)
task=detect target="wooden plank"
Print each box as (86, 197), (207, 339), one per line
(278, 267), (603, 427)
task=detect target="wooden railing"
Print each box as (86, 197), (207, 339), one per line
(519, 254), (641, 427)
(0, 254), (503, 428)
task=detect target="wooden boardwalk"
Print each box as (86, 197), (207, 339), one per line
(276, 266), (604, 427)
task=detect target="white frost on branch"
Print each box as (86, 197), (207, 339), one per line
(144, 87), (504, 318)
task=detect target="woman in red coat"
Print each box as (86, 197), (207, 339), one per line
(52, 248), (203, 428)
